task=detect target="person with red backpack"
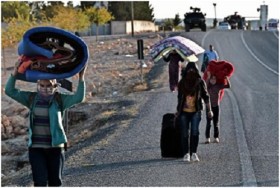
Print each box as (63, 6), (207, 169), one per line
(204, 75), (231, 144)
(5, 61), (87, 186)
(202, 60), (234, 144)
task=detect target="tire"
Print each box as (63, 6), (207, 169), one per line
(185, 24), (190, 32)
(201, 24), (207, 32)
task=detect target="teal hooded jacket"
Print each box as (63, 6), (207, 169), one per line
(5, 75), (85, 147)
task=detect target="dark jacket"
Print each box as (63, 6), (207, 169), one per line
(163, 52), (184, 64)
(177, 62), (210, 113)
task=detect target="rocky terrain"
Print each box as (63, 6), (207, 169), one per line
(1, 33), (168, 185)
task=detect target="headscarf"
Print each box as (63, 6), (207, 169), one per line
(37, 79), (60, 97)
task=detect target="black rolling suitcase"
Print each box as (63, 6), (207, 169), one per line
(160, 113), (186, 158)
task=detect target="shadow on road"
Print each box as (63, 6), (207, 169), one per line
(64, 156), (184, 176)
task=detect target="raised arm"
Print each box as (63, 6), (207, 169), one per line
(224, 76), (231, 89)
(5, 60), (33, 107)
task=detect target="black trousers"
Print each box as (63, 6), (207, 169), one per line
(205, 106), (220, 138)
(29, 147), (65, 187)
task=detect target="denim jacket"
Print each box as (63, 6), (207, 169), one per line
(5, 75), (85, 147)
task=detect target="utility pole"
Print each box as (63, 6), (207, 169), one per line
(213, 3), (217, 28)
(131, 1), (134, 37)
(94, 2), (102, 41)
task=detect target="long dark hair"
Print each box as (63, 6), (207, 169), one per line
(178, 62), (201, 96)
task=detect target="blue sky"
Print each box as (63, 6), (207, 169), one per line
(149, 0), (279, 19)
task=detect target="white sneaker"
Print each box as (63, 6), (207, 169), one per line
(214, 138), (220, 143)
(183, 153), (190, 162)
(191, 153), (200, 162)
(205, 138), (210, 144)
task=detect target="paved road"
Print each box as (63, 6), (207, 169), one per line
(62, 30), (279, 186)
(197, 30), (279, 186)
(2, 30), (278, 187)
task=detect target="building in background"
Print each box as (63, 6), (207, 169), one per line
(257, 3), (268, 30)
(111, 21), (158, 35)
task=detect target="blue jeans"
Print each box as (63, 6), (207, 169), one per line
(29, 148), (65, 187)
(178, 111), (202, 154)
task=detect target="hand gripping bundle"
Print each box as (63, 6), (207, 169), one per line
(16, 27), (89, 82)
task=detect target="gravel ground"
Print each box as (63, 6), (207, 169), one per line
(1, 34), (168, 186)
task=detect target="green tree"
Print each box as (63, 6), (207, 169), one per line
(134, 2), (154, 21)
(1, 3), (90, 48)
(173, 13), (181, 27)
(80, 1), (96, 10)
(108, 2), (130, 21)
(2, 6), (36, 48)
(1, 13), (37, 74)
(108, 1), (154, 21)
(163, 18), (174, 31)
(46, 1), (64, 6)
(1, 1), (30, 22)
(40, 1), (64, 19)
(50, 5), (90, 31)
(67, 1), (74, 7)
(85, 7), (114, 41)
(29, 1), (48, 22)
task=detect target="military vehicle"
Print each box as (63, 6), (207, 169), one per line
(184, 7), (207, 32)
(224, 12), (246, 30)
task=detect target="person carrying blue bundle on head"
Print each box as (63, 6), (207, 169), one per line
(163, 49), (184, 92)
(5, 59), (87, 186)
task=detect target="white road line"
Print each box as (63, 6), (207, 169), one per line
(226, 90), (257, 186)
(241, 31), (279, 75)
(201, 29), (213, 47)
(272, 31), (279, 39)
(203, 31), (257, 186)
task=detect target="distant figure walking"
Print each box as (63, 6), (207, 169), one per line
(163, 50), (184, 92)
(201, 44), (219, 73)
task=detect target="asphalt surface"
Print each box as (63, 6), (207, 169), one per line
(10, 29), (279, 187)
(199, 29), (279, 186)
(62, 30), (278, 186)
